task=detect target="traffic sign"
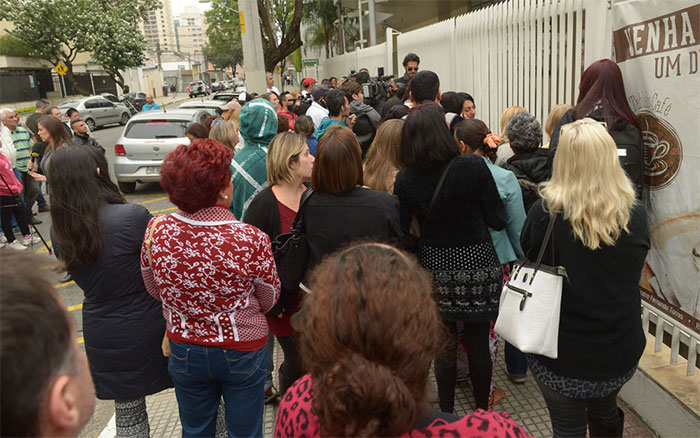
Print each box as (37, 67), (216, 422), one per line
(54, 61), (68, 76)
(303, 58), (319, 66)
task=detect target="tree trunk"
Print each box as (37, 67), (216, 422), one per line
(63, 59), (91, 96)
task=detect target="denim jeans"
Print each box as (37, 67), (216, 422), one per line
(168, 340), (267, 438)
(504, 342), (528, 378)
(535, 374), (621, 437)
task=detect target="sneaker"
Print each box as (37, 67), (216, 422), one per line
(505, 369), (527, 384)
(0, 235), (7, 244)
(21, 234), (42, 245)
(8, 240), (28, 251)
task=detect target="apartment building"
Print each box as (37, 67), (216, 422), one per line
(138, 0), (176, 53)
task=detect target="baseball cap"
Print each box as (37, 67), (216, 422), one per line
(303, 77), (316, 87)
(219, 99), (241, 111)
(237, 92), (251, 103)
(310, 85), (329, 102)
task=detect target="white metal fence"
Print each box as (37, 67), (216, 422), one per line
(319, 41), (389, 80)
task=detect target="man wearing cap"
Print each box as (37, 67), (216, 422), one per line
(301, 77), (315, 98)
(305, 85), (330, 130)
(212, 99), (241, 128)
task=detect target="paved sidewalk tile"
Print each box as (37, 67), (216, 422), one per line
(143, 339), (658, 437)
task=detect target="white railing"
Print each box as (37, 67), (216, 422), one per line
(396, 0), (610, 138)
(320, 41), (389, 79)
(642, 303), (700, 376)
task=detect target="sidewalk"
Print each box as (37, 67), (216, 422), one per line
(134, 340), (657, 438)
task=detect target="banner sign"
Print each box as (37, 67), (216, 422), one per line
(613, 0), (700, 334)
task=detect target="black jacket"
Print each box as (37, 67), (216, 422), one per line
(243, 186), (282, 241)
(305, 186), (401, 270)
(349, 101), (380, 157)
(502, 148), (550, 213)
(57, 203), (172, 399)
(549, 108), (645, 198)
(522, 199), (649, 380)
(73, 133), (105, 154)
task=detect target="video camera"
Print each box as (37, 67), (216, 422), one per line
(351, 67), (395, 107)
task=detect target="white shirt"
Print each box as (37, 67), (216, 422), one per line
(306, 101), (329, 129)
(267, 86), (280, 95)
(0, 125), (17, 168)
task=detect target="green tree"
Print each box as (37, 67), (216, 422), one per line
(0, 34), (35, 58)
(2, 0), (159, 95)
(302, 0), (357, 58)
(203, 0), (243, 70)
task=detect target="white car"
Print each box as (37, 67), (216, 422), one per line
(113, 109), (210, 193)
(58, 96), (131, 131)
(177, 100), (224, 118)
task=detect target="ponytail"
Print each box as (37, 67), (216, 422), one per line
(454, 118), (497, 163)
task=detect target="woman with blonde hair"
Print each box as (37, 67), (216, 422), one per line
(244, 131), (314, 396)
(209, 120), (239, 151)
(363, 119), (403, 193)
(521, 118), (649, 437)
(495, 106), (527, 165)
(542, 104), (573, 148)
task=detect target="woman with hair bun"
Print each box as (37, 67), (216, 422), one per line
(275, 243), (531, 437)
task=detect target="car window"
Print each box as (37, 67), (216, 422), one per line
(84, 100), (99, 109)
(137, 93), (146, 99)
(124, 120), (189, 139)
(100, 100), (114, 108)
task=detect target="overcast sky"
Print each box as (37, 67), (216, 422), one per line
(170, 0), (209, 16)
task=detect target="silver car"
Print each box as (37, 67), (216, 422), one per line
(177, 100), (224, 118)
(59, 96), (131, 131)
(113, 109), (210, 193)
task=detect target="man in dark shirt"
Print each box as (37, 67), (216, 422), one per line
(24, 99), (50, 141)
(71, 119), (105, 153)
(394, 53), (420, 88)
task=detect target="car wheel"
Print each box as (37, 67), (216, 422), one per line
(118, 181), (136, 194)
(85, 118), (96, 131)
(119, 113), (130, 125)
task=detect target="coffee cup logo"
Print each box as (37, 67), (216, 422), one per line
(639, 111), (682, 190)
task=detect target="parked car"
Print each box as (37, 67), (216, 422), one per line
(211, 81), (226, 92)
(113, 109), (211, 194)
(234, 85), (247, 93)
(211, 92), (240, 102)
(120, 92), (147, 111)
(177, 100), (224, 117)
(58, 96), (131, 131)
(187, 81), (209, 98)
(103, 93), (138, 115)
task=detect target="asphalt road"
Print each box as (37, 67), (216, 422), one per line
(27, 101), (185, 437)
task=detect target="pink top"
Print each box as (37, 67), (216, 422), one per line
(0, 152), (22, 196)
(275, 374), (534, 438)
(141, 206), (281, 351)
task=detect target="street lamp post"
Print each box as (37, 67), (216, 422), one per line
(200, 0), (266, 94)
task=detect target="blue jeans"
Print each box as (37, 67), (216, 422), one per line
(168, 341), (267, 438)
(505, 342), (528, 378)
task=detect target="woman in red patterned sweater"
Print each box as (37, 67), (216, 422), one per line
(141, 139), (280, 437)
(275, 243), (531, 438)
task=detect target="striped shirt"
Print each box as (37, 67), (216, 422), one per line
(9, 126), (32, 172)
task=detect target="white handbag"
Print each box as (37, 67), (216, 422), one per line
(494, 214), (567, 359)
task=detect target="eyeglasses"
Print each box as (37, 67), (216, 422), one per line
(407, 67), (419, 72)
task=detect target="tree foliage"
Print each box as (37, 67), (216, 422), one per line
(303, 0), (358, 58)
(2, 0), (160, 94)
(0, 34), (36, 58)
(203, 0), (243, 70)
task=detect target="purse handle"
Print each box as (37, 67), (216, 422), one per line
(533, 213), (556, 273)
(422, 157), (458, 232)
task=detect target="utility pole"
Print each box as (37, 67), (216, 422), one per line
(358, 0), (364, 49)
(337, 1), (346, 54)
(238, 0), (266, 94)
(368, 0), (376, 46)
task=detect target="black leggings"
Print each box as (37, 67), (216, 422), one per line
(1, 195), (30, 242)
(435, 320), (492, 412)
(276, 334), (304, 394)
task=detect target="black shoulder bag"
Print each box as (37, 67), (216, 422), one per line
(271, 188), (314, 295)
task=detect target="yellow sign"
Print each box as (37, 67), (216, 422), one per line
(239, 11), (245, 33)
(54, 61), (68, 76)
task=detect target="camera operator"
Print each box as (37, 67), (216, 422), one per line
(341, 80), (380, 157)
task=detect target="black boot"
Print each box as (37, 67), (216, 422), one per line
(588, 407), (624, 438)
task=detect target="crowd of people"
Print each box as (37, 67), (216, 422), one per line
(0, 53), (651, 438)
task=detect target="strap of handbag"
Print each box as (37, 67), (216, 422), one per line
(421, 157), (458, 232)
(145, 215), (167, 268)
(290, 187), (314, 234)
(0, 169), (17, 197)
(533, 213), (557, 272)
